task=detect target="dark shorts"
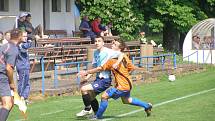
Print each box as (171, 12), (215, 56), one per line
(106, 88), (130, 100)
(0, 78), (11, 96)
(91, 77), (112, 95)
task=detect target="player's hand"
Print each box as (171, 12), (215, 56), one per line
(112, 62), (119, 69)
(84, 74), (92, 80)
(77, 70), (88, 77)
(9, 83), (16, 91)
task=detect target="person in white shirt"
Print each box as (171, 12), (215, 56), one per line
(2, 31), (10, 44)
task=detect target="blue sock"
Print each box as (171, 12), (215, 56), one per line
(130, 98), (149, 109)
(96, 99), (108, 119)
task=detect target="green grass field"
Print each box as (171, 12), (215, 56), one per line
(8, 67), (215, 121)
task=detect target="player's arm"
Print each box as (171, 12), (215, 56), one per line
(106, 49), (124, 69)
(78, 59), (113, 77)
(6, 64), (16, 91)
(78, 66), (103, 77)
(112, 53), (124, 69)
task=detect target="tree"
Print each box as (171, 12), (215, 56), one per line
(132, 0), (214, 51)
(79, 0), (144, 40)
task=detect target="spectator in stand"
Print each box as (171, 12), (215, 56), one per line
(192, 35), (201, 49)
(79, 16), (96, 44)
(24, 13), (44, 40)
(91, 16), (106, 36)
(102, 22), (113, 36)
(17, 13), (28, 31)
(2, 31), (11, 44)
(0, 31), (3, 46)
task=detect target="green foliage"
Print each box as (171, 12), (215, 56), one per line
(152, 0), (202, 32)
(207, 0), (215, 5)
(148, 19), (164, 33)
(79, 0), (144, 40)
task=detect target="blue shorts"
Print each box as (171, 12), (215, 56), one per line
(106, 88), (130, 100)
(0, 78), (11, 96)
(91, 77), (112, 95)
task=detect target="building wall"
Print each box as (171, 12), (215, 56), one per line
(47, 0), (77, 36)
(0, 0), (43, 32)
(0, 0), (79, 36)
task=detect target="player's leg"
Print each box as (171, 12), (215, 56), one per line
(0, 78), (14, 121)
(95, 90), (110, 119)
(22, 69), (30, 103)
(121, 96), (152, 116)
(17, 70), (23, 97)
(90, 97), (99, 114)
(95, 87), (123, 119)
(76, 84), (95, 117)
(0, 96), (13, 121)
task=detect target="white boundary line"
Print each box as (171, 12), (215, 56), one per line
(103, 88), (215, 121)
(40, 110), (64, 116)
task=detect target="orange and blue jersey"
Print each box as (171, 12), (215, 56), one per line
(101, 55), (135, 91)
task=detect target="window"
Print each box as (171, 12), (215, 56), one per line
(0, 0), (9, 11)
(52, 0), (61, 12)
(19, 0), (30, 11)
(66, 0), (71, 12)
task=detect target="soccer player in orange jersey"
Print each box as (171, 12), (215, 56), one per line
(78, 39), (152, 119)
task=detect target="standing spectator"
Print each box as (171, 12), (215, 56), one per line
(2, 31), (11, 44)
(91, 17), (106, 36)
(16, 31), (32, 103)
(79, 16), (96, 43)
(139, 31), (147, 44)
(0, 29), (25, 121)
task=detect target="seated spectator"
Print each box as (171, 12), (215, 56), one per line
(91, 16), (106, 36)
(79, 16), (96, 43)
(24, 13), (45, 40)
(17, 12), (28, 30)
(2, 31), (10, 44)
(102, 22), (113, 36)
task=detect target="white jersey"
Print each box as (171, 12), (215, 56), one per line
(92, 47), (121, 78)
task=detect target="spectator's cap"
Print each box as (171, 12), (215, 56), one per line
(107, 22), (113, 26)
(19, 12), (28, 18)
(26, 13), (31, 18)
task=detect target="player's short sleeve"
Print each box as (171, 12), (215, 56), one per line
(124, 55), (135, 72)
(5, 47), (18, 68)
(101, 59), (115, 71)
(107, 48), (121, 59)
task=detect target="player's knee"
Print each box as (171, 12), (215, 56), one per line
(122, 99), (129, 104)
(2, 99), (13, 110)
(121, 98), (131, 104)
(80, 86), (86, 93)
(101, 92), (109, 100)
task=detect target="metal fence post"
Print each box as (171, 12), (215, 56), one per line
(161, 56), (165, 71)
(132, 57), (135, 64)
(54, 64), (58, 88)
(41, 56), (45, 95)
(77, 63), (80, 85)
(173, 53), (177, 69)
